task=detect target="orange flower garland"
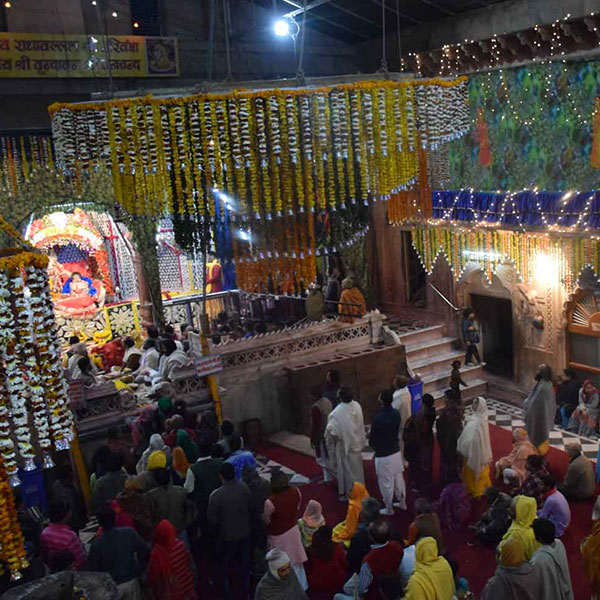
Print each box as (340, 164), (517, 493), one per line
(0, 453), (27, 579)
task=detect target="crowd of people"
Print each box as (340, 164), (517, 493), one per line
(8, 316), (600, 600)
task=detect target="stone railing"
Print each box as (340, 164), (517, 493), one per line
(215, 318), (372, 370)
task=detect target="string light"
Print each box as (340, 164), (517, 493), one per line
(111, 10), (117, 18)
(415, 11), (597, 77)
(429, 188), (600, 234)
(3, 1), (11, 7)
(133, 21), (139, 29)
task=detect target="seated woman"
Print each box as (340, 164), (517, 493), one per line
(495, 429), (538, 486)
(515, 455), (550, 507)
(474, 487), (512, 545)
(298, 500), (325, 548)
(457, 397), (493, 499)
(403, 537), (455, 600)
(480, 538), (541, 600)
(501, 495), (540, 560)
(568, 380), (599, 437)
(331, 481), (370, 545)
(305, 525), (347, 593)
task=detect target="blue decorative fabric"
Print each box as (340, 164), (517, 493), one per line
(61, 275), (97, 296)
(432, 189), (600, 229)
(214, 196), (236, 289)
(55, 243), (88, 263)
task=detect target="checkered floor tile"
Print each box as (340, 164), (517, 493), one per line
(255, 453), (311, 486)
(471, 398), (599, 461)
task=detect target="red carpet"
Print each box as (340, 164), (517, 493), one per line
(258, 424), (599, 599)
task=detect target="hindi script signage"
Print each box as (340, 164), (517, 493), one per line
(0, 33), (178, 78)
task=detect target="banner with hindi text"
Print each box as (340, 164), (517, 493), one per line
(0, 32), (178, 78)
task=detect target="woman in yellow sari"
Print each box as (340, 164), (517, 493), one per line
(332, 481), (369, 545)
(457, 397), (492, 498)
(581, 519), (600, 599)
(501, 495), (540, 560)
(404, 536), (455, 600)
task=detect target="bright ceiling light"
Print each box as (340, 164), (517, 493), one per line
(274, 19), (290, 37)
(111, 10), (118, 17)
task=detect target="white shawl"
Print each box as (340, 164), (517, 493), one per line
(325, 399), (366, 453)
(457, 397), (492, 476)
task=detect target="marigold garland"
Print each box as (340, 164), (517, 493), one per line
(411, 225), (600, 291)
(0, 453), (27, 580)
(49, 77), (468, 234)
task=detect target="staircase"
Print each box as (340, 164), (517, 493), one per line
(394, 324), (488, 406)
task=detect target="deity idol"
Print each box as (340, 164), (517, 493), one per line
(54, 271), (100, 317)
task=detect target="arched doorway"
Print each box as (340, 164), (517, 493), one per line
(455, 263), (522, 380)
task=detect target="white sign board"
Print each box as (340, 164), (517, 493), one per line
(194, 354), (223, 377)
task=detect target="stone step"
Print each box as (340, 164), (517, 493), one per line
(396, 324), (446, 346)
(431, 378), (488, 408)
(411, 349), (471, 378)
(404, 336), (459, 362)
(422, 363), (484, 392)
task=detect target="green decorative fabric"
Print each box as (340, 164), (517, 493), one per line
(448, 60), (600, 191)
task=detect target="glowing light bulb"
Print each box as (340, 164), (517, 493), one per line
(274, 19), (290, 37)
(111, 10), (117, 17)
(133, 20), (139, 28)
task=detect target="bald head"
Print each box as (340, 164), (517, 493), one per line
(369, 519), (390, 545)
(565, 442), (581, 458)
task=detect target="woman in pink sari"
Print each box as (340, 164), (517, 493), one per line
(495, 428), (538, 486)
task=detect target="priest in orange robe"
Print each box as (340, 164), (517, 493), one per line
(205, 252), (223, 293)
(338, 277), (366, 323)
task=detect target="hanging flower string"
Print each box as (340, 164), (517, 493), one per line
(48, 77), (468, 227)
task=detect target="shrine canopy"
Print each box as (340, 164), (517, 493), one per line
(26, 208), (113, 318)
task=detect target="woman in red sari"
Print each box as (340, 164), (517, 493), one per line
(147, 519), (197, 600)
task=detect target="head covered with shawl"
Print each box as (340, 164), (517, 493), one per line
(457, 397), (492, 476)
(302, 500), (325, 529)
(138, 433), (170, 473)
(172, 446), (190, 475)
(147, 519), (183, 595)
(501, 495), (540, 560)
(404, 537), (455, 600)
(332, 481), (369, 543)
(255, 548), (307, 600)
(176, 429), (199, 463)
(581, 379), (599, 402)
(299, 499), (325, 547)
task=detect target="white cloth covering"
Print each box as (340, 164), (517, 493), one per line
(457, 397), (492, 476)
(325, 400), (366, 497)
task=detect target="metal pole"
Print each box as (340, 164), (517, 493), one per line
(98, 0), (115, 96)
(207, 0), (216, 80)
(223, 0), (232, 80)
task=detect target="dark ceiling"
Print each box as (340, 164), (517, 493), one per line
(258, 0), (510, 43)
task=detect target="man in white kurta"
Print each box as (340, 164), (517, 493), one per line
(325, 387), (366, 499)
(392, 375), (411, 454)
